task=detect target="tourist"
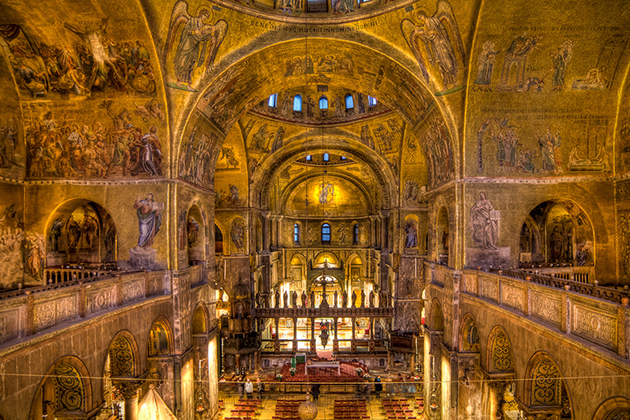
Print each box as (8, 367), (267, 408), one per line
(311, 384), (320, 402)
(257, 377), (264, 399)
(245, 378), (254, 399)
(375, 375), (382, 398)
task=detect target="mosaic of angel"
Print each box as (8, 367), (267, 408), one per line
(401, 0), (465, 91)
(165, 0), (228, 89)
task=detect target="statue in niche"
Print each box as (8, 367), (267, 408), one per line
(187, 217), (199, 247)
(405, 220), (418, 248)
(80, 206), (99, 249)
(104, 219), (116, 262)
(342, 290), (348, 308)
(368, 291), (374, 308)
(292, 291), (298, 307)
(275, 290), (280, 308)
(470, 192), (499, 250)
(134, 193), (163, 248)
(67, 215), (81, 253)
(351, 291), (357, 308)
(49, 218), (64, 253)
(283, 291), (288, 308)
(301, 291), (307, 308)
(310, 291), (315, 308)
(333, 290), (338, 307)
(360, 290), (365, 308)
(550, 226), (564, 261)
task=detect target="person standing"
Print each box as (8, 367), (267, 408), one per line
(245, 377), (254, 399)
(257, 377), (264, 400)
(375, 375), (383, 399)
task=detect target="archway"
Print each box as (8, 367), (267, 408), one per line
(592, 397), (630, 420)
(29, 356), (92, 420)
(102, 331), (140, 417)
(459, 313), (480, 352)
(192, 303), (210, 336)
(519, 200), (594, 268)
(485, 327), (517, 420)
(45, 199), (117, 270)
(486, 326), (515, 373)
(522, 352), (573, 419)
(148, 316), (174, 357)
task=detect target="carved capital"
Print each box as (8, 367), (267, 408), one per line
(114, 380), (141, 400)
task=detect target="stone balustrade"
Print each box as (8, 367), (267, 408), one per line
(44, 267), (118, 284)
(255, 306), (394, 318)
(454, 267), (630, 359)
(517, 264), (595, 284)
(0, 265), (204, 346)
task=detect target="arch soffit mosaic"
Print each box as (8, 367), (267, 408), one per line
(486, 325), (516, 374)
(106, 330), (141, 378)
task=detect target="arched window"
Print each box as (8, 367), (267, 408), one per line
(293, 94), (303, 111)
(294, 223), (301, 245)
(268, 93), (278, 108)
(353, 223), (359, 245)
(306, 154), (312, 161)
(323, 153), (329, 162)
(368, 96), (377, 107)
(319, 96), (328, 109)
(321, 223), (331, 245)
(340, 156), (346, 160)
(345, 94), (354, 109)
(215, 224), (223, 254)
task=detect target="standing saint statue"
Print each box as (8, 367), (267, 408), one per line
(470, 192), (499, 250)
(134, 193), (162, 247)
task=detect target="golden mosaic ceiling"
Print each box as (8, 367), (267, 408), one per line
(0, 0), (629, 205)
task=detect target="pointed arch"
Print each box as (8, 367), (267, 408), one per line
(29, 356), (93, 419)
(523, 351), (572, 411)
(486, 326), (515, 373)
(147, 316), (174, 357)
(193, 302), (210, 335)
(459, 313), (480, 352)
(592, 397), (630, 420)
(106, 330), (140, 377)
(429, 298), (444, 331)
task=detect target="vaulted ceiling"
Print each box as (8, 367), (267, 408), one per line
(1, 0), (629, 213)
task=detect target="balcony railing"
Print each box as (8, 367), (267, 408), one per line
(0, 265), (205, 346)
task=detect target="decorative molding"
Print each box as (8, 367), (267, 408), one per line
(480, 276), (499, 302)
(502, 283), (525, 313)
(531, 292), (562, 327)
(572, 304), (617, 350)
